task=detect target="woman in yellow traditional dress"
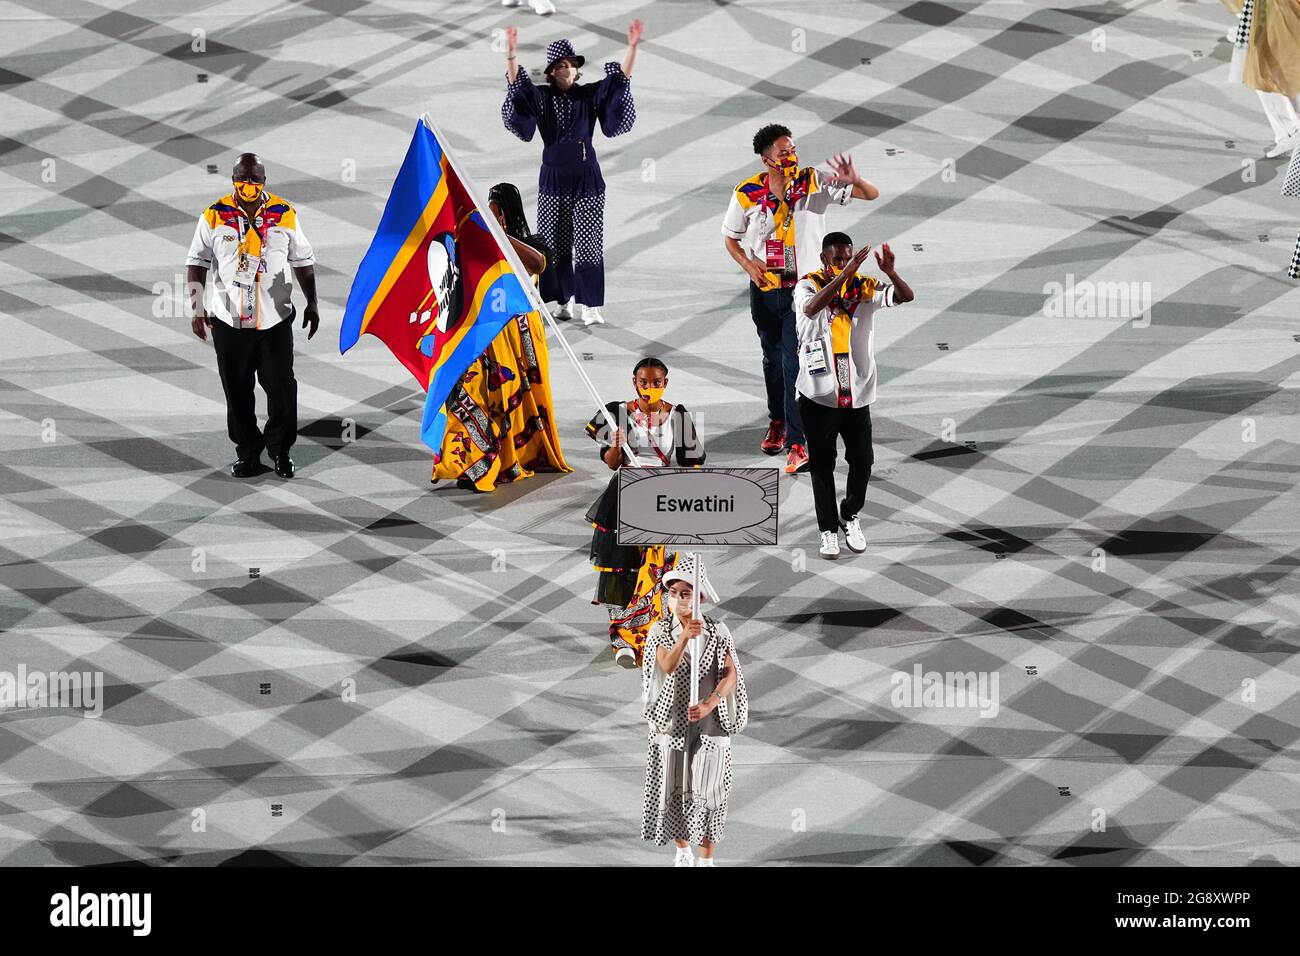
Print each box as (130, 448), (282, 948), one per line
(432, 183), (571, 491)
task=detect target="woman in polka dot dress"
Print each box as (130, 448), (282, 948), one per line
(501, 22), (641, 326)
(641, 557), (749, 867)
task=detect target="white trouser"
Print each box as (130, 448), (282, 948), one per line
(1257, 90), (1300, 142)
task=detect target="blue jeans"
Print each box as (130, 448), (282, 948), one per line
(749, 284), (804, 447)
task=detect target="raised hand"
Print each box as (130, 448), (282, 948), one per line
(841, 244), (872, 278)
(628, 18), (644, 46)
(824, 151), (859, 186)
(874, 242), (895, 273)
(506, 24), (518, 57)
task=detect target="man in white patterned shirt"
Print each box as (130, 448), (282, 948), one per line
(793, 234), (914, 559)
(185, 153), (319, 479)
(722, 124), (879, 476)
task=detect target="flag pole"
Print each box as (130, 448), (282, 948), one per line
(420, 113), (641, 467)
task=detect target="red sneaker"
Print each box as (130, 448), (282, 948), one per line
(785, 443), (809, 474)
(760, 420), (785, 455)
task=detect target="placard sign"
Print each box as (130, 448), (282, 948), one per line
(616, 467), (779, 546)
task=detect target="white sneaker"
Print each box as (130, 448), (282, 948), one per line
(698, 857), (716, 867)
(819, 530), (839, 559)
(529, 0), (556, 15)
(614, 646), (636, 669)
(500, 0), (521, 7)
(580, 305), (605, 326)
(1265, 130), (1299, 158)
(551, 299), (572, 321)
(674, 847), (694, 867)
(841, 516), (866, 553)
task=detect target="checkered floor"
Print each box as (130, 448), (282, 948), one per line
(1, 0), (1298, 866)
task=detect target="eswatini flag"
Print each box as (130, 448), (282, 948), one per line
(340, 119), (533, 451)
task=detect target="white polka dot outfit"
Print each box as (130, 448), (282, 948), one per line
(640, 615), (749, 847)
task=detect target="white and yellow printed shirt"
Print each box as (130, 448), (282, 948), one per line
(185, 191), (315, 330)
(721, 166), (853, 287)
(793, 269), (897, 408)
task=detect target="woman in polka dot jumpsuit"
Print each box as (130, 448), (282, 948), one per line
(501, 22), (641, 325)
(641, 559), (749, 866)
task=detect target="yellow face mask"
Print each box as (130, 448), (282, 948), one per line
(766, 151), (798, 176)
(234, 180), (264, 203)
(637, 385), (666, 406)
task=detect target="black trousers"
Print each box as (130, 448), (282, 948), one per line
(798, 395), (873, 533)
(749, 284), (804, 447)
(211, 319), (297, 461)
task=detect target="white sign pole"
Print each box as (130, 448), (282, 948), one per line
(690, 554), (701, 704)
(420, 113), (641, 467)
(683, 553), (701, 817)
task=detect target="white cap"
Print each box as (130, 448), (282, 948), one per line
(660, 553), (721, 604)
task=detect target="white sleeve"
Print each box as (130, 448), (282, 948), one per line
(287, 211), (316, 267)
(873, 282), (897, 308)
(185, 215), (214, 267)
(720, 190), (748, 240)
(714, 620), (737, 659)
(793, 279), (822, 343)
(805, 168), (853, 214)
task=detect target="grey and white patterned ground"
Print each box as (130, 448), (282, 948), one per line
(1, 0), (1298, 866)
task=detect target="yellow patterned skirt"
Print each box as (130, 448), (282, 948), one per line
(603, 547), (679, 665)
(433, 311), (570, 491)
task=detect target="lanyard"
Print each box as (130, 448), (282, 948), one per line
(765, 190), (794, 245)
(628, 403), (673, 466)
(232, 197), (269, 327)
(234, 198), (270, 257)
(766, 169), (813, 244)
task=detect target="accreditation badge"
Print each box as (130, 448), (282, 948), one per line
(764, 238), (786, 271)
(233, 252), (258, 288)
(803, 340), (829, 375)
(764, 239), (797, 284)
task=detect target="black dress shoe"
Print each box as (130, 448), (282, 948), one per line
(273, 453), (295, 478)
(230, 458), (257, 479)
